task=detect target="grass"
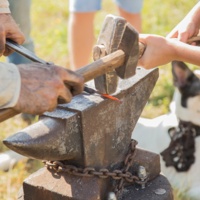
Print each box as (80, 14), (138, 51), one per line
(0, 0), (199, 199)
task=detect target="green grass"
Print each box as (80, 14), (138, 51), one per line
(0, 0), (199, 199)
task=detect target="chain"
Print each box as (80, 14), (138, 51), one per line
(43, 139), (148, 198)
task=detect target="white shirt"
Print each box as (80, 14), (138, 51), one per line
(0, 0), (10, 13)
(0, 63), (21, 108)
(0, 1), (21, 109)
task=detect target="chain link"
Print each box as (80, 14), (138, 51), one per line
(43, 139), (148, 198)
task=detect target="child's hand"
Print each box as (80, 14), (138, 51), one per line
(167, 18), (199, 43)
(138, 34), (176, 69)
(167, 2), (200, 43)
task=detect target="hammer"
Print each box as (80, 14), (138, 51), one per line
(92, 15), (200, 94)
(0, 15), (145, 122)
(0, 14), (199, 122)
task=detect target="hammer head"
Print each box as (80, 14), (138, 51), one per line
(94, 15), (126, 94)
(115, 22), (139, 79)
(95, 15), (139, 80)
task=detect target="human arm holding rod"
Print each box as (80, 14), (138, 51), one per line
(138, 2), (200, 69)
(0, 63), (84, 115)
(167, 2), (200, 42)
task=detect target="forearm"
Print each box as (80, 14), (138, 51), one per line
(0, 63), (21, 109)
(138, 34), (200, 69)
(173, 41), (200, 65)
(167, 2), (200, 42)
(0, 0), (10, 13)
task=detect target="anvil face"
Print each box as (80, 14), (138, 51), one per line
(4, 68), (158, 169)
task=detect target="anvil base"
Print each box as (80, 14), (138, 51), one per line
(119, 173), (174, 200)
(18, 167), (112, 200)
(17, 147), (163, 200)
(18, 170), (173, 200)
(17, 147), (173, 200)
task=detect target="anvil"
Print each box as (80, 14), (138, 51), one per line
(4, 67), (158, 168)
(4, 67), (174, 200)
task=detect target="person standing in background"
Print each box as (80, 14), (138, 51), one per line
(68, 0), (143, 70)
(8, 0), (35, 122)
(8, 0), (34, 64)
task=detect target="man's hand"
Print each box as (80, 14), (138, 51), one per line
(167, 2), (200, 43)
(138, 34), (177, 69)
(0, 14), (25, 56)
(13, 64), (84, 115)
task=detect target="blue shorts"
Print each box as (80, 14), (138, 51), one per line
(69, 0), (143, 14)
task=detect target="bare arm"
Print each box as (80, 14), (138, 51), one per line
(174, 41), (200, 65)
(167, 2), (200, 42)
(138, 34), (200, 69)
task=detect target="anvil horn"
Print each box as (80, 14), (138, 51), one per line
(3, 109), (82, 161)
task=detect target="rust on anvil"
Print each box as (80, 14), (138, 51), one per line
(4, 67), (159, 170)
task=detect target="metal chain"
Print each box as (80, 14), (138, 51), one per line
(115, 139), (139, 197)
(43, 139), (148, 198)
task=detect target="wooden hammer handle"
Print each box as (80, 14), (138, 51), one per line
(0, 50), (126, 123)
(0, 109), (20, 122)
(187, 36), (200, 44)
(139, 42), (146, 58)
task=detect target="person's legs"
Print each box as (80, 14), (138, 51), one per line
(68, 0), (101, 70)
(113, 0), (143, 33)
(117, 8), (142, 33)
(8, 0), (34, 64)
(68, 12), (96, 70)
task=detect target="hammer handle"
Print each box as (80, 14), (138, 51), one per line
(0, 49), (126, 122)
(139, 42), (146, 58)
(187, 36), (200, 44)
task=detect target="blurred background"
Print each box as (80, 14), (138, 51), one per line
(0, 0), (199, 199)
